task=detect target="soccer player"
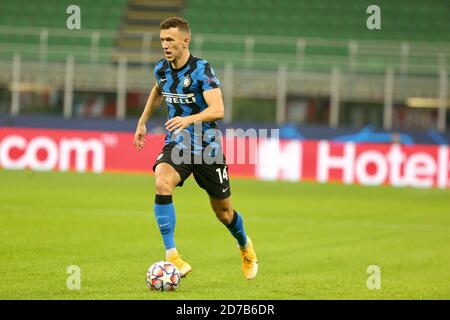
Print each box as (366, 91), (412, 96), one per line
(133, 17), (258, 280)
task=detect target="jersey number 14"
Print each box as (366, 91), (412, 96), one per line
(216, 167), (229, 183)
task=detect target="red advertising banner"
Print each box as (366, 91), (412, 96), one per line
(254, 139), (449, 189)
(0, 127), (163, 174)
(1, 127), (449, 189)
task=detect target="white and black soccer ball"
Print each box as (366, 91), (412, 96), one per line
(146, 261), (181, 292)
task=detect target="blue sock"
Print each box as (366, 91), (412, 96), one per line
(154, 194), (176, 250)
(225, 211), (248, 247)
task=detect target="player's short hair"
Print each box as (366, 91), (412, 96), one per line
(160, 17), (190, 34)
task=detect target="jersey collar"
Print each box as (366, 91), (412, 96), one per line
(169, 54), (193, 72)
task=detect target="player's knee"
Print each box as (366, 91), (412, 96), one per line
(214, 207), (234, 225)
(155, 177), (175, 195)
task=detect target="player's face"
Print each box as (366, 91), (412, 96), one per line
(160, 28), (189, 62)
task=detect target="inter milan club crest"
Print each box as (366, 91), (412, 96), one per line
(183, 75), (191, 87)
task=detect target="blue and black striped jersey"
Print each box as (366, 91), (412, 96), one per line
(154, 54), (221, 155)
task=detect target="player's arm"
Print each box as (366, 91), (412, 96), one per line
(134, 83), (163, 151)
(165, 88), (224, 133)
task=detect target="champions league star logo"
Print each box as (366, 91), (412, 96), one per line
(205, 76), (217, 86)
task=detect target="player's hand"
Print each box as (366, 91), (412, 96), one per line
(134, 123), (147, 151)
(165, 116), (193, 134)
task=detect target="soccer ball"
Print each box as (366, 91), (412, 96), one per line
(146, 261), (181, 292)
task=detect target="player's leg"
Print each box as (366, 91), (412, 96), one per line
(153, 162), (192, 277)
(154, 162), (180, 250)
(192, 163), (248, 247)
(208, 196), (246, 245)
(209, 195), (258, 280)
(192, 160), (258, 280)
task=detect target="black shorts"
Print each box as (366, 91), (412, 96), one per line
(152, 143), (231, 200)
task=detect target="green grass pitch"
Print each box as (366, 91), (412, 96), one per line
(1, 169), (449, 299)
